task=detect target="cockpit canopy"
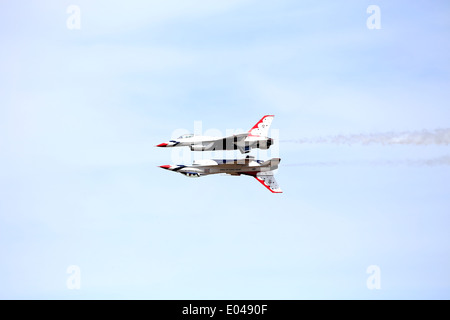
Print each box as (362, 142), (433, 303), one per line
(178, 134), (194, 139)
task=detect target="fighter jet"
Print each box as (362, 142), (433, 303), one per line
(156, 115), (275, 154)
(159, 156), (282, 193)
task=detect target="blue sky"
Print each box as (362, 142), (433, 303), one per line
(0, 0), (449, 299)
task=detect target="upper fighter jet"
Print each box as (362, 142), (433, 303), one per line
(159, 156), (282, 193)
(156, 115), (275, 154)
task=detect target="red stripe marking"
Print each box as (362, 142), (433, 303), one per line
(254, 177), (282, 193)
(248, 115), (274, 134)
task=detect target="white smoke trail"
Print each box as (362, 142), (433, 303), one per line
(284, 155), (450, 167)
(282, 128), (450, 146)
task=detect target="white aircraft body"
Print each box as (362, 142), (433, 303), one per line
(159, 156), (282, 193)
(156, 115), (275, 154)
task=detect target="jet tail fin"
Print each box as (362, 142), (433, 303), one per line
(248, 115), (274, 137)
(254, 171), (282, 193)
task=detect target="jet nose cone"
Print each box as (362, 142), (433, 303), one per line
(156, 143), (168, 147)
(159, 165), (171, 170)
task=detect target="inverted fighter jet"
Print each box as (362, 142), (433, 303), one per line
(156, 115), (275, 154)
(159, 156), (282, 193)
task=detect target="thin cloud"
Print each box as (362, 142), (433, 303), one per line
(284, 155), (450, 167)
(282, 128), (450, 146)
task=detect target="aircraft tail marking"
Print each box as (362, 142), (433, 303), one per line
(248, 115), (274, 137)
(254, 171), (282, 193)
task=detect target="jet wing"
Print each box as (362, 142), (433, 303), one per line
(219, 133), (250, 153)
(254, 171), (282, 193)
(231, 133), (250, 141)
